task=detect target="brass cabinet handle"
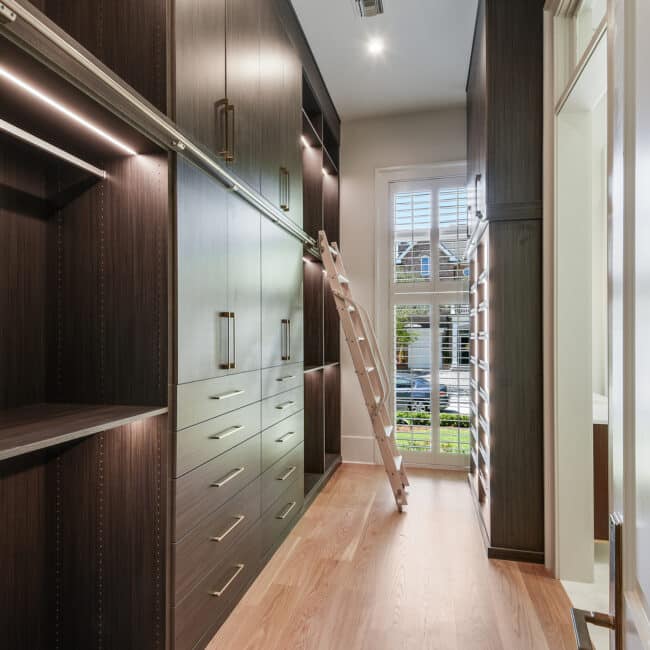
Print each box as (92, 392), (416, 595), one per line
(230, 312), (236, 369)
(475, 173), (484, 221)
(211, 466), (245, 487)
(279, 166), (290, 211)
(275, 431), (296, 443)
(281, 319), (291, 361)
(275, 400), (295, 411)
(210, 515), (245, 543)
(276, 501), (297, 520)
(210, 563), (245, 597)
(210, 389), (244, 400)
(276, 375), (296, 383)
(228, 103), (235, 163)
(209, 425), (244, 440)
(215, 98), (234, 162)
(219, 311), (232, 369)
(277, 465), (297, 481)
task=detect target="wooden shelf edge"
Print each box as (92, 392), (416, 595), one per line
(0, 403), (168, 462)
(304, 361), (340, 374)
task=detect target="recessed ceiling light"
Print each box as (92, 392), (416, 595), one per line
(367, 37), (384, 56)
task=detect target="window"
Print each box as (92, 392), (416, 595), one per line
(387, 175), (470, 467)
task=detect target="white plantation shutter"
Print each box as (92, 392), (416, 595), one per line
(438, 187), (469, 281)
(393, 190), (432, 283)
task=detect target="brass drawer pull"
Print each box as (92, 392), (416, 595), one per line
(276, 375), (296, 383)
(276, 431), (296, 443)
(210, 425), (244, 440)
(277, 465), (297, 482)
(276, 501), (297, 520)
(275, 400), (295, 411)
(211, 389), (244, 401)
(210, 515), (245, 543)
(210, 563), (245, 597)
(211, 466), (245, 487)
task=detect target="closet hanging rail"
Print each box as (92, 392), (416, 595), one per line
(0, 117), (106, 179)
(0, 0), (319, 255)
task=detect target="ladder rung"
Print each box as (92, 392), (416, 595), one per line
(357, 336), (366, 342)
(337, 274), (349, 284)
(347, 305), (355, 312)
(394, 455), (403, 471)
(384, 425), (394, 438)
(366, 366), (376, 373)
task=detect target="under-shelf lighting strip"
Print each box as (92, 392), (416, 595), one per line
(1, 0), (319, 256)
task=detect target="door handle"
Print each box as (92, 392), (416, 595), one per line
(279, 167), (290, 211)
(210, 515), (245, 542)
(277, 465), (297, 481)
(475, 173), (484, 222)
(210, 389), (245, 400)
(570, 514), (623, 650)
(215, 98), (234, 162)
(275, 400), (296, 411)
(275, 431), (296, 443)
(230, 312), (236, 369)
(276, 501), (297, 520)
(281, 319), (291, 361)
(211, 466), (245, 488)
(228, 103), (235, 163)
(219, 311), (233, 369)
(276, 375), (296, 383)
(210, 564), (245, 597)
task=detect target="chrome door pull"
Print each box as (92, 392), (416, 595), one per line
(209, 425), (244, 440)
(210, 564), (245, 597)
(211, 466), (245, 487)
(570, 514), (623, 650)
(210, 515), (245, 542)
(276, 501), (297, 520)
(277, 465), (297, 481)
(276, 431), (296, 443)
(211, 389), (244, 400)
(275, 400), (295, 411)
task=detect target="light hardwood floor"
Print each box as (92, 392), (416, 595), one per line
(208, 464), (576, 650)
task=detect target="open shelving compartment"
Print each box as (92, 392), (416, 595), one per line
(301, 74), (341, 502)
(0, 33), (169, 649)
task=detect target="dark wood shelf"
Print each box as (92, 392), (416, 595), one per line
(0, 403), (168, 461)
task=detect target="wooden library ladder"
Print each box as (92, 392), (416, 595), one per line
(319, 231), (409, 512)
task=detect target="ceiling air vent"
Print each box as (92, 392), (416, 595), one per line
(356, 0), (384, 18)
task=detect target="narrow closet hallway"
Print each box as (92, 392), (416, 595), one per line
(209, 465), (575, 650)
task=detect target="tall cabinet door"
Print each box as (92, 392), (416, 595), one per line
(261, 218), (304, 368)
(283, 33), (304, 227)
(174, 0), (226, 154)
(176, 158), (229, 384)
(259, 1), (285, 209)
(228, 193), (261, 373)
(226, 0), (260, 190)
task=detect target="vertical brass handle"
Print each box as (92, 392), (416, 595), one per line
(215, 98), (232, 161)
(475, 173), (484, 221)
(219, 311), (231, 369)
(230, 312), (236, 369)
(210, 564), (245, 597)
(279, 167), (290, 211)
(281, 319), (290, 361)
(287, 318), (291, 360)
(228, 103), (236, 163)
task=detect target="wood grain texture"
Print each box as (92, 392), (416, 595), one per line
(43, 0), (168, 112)
(207, 465), (575, 650)
(0, 403), (167, 461)
(303, 368), (324, 475)
(593, 424), (609, 540)
(323, 364), (340, 456)
(301, 143), (324, 241)
(303, 259), (324, 368)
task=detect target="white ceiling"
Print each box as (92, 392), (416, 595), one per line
(291, 0), (479, 121)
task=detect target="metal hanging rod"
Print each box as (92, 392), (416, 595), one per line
(0, 0), (319, 255)
(0, 117), (106, 179)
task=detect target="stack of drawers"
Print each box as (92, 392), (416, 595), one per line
(172, 363), (305, 650)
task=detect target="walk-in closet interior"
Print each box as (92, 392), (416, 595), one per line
(0, 0), (340, 647)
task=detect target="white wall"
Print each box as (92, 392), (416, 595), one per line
(339, 107), (466, 463)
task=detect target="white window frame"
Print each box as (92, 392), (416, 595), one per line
(374, 162), (468, 468)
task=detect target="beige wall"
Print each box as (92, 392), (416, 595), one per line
(339, 107), (466, 463)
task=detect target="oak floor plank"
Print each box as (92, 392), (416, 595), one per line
(208, 465), (575, 650)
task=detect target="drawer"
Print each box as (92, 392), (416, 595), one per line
(174, 522), (261, 650)
(174, 402), (261, 477)
(176, 370), (261, 430)
(261, 442), (304, 512)
(174, 433), (261, 541)
(262, 475), (304, 557)
(261, 386), (304, 430)
(173, 478), (261, 604)
(261, 363), (303, 398)
(261, 411), (304, 472)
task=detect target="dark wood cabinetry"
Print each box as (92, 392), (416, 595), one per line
(466, 0), (544, 563)
(1, 0), (340, 646)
